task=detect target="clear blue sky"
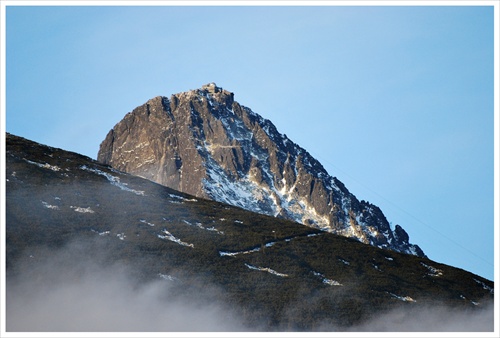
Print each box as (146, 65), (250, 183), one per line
(3, 3), (497, 281)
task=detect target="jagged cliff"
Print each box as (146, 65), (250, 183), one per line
(98, 83), (424, 257)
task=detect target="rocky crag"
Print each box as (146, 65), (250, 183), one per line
(98, 83), (424, 257)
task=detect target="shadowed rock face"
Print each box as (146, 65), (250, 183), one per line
(98, 83), (424, 257)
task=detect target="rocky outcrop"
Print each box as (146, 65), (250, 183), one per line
(98, 83), (425, 257)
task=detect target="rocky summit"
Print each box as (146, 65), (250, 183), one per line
(98, 83), (424, 257)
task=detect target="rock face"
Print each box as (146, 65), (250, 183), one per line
(98, 83), (425, 257)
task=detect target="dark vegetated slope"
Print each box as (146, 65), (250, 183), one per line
(5, 133), (494, 331)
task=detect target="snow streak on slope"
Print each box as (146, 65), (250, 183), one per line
(80, 165), (145, 196)
(157, 229), (194, 248)
(244, 263), (288, 277)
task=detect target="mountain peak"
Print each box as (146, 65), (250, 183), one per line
(201, 82), (222, 93)
(199, 82), (234, 106)
(171, 83), (235, 108)
(98, 85), (425, 257)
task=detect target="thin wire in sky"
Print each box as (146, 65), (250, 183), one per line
(309, 149), (494, 268)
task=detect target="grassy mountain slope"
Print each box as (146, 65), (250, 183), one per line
(5, 133), (494, 331)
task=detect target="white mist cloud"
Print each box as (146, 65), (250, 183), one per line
(6, 242), (249, 332)
(342, 302), (495, 332)
(6, 241), (495, 334)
